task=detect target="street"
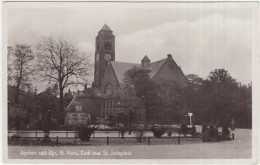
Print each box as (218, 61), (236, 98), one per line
(7, 129), (251, 159)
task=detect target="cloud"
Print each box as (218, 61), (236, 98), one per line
(6, 7), (253, 87)
(116, 14), (252, 84)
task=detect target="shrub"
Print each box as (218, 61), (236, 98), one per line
(151, 127), (166, 138)
(167, 132), (172, 137)
(180, 123), (188, 135)
(75, 125), (97, 141)
(10, 134), (21, 140)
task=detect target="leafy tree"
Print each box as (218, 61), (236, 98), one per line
(37, 88), (58, 112)
(123, 67), (252, 128)
(123, 67), (161, 121)
(186, 74), (204, 92)
(151, 126), (166, 138)
(36, 87), (60, 129)
(233, 83), (252, 128)
(46, 84), (59, 97)
(20, 84), (38, 127)
(158, 81), (186, 123)
(123, 66), (158, 97)
(198, 69), (240, 124)
(184, 70), (251, 128)
(183, 74), (206, 123)
(75, 125), (97, 141)
(7, 46), (14, 83)
(8, 44), (34, 104)
(35, 35), (92, 112)
(208, 69), (238, 89)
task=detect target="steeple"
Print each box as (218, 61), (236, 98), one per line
(99, 24), (113, 32)
(94, 24), (115, 89)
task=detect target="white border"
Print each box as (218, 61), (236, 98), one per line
(1, 1), (259, 164)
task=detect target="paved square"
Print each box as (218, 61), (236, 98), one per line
(8, 129), (251, 159)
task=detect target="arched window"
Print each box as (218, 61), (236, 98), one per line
(104, 83), (113, 96)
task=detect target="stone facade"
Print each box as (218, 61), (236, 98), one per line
(94, 24), (115, 89)
(67, 24), (188, 125)
(100, 63), (120, 96)
(100, 54), (188, 97)
(152, 54), (188, 88)
(65, 95), (100, 126)
(100, 89), (146, 125)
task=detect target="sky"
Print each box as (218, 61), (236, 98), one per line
(6, 2), (255, 92)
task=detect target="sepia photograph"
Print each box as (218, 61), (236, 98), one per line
(1, 1), (259, 164)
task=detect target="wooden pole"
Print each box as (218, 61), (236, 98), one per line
(107, 136), (109, 145)
(140, 130), (142, 143)
(178, 136), (180, 144)
(56, 136), (58, 145)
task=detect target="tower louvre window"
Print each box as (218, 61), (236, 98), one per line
(104, 41), (111, 50)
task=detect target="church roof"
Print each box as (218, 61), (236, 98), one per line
(110, 58), (168, 85)
(109, 88), (144, 107)
(99, 24), (112, 32)
(108, 88), (136, 99)
(65, 95), (100, 112)
(110, 61), (140, 85)
(145, 59), (167, 77)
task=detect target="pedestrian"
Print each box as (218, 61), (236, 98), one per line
(118, 123), (125, 139)
(191, 125), (196, 136)
(180, 121), (188, 136)
(222, 123), (230, 140)
(202, 124), (207, 135)
(230, 118), (235, 132)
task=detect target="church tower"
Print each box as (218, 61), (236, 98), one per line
(94, 24), (115, 89)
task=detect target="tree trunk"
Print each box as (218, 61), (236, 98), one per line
(59, 82), (64, 111)
(14, 66), (23, 105)
(59, 82), (65, 125)
(14, 82), (21, 104)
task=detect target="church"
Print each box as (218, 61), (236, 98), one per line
(65, 24), (188, 126)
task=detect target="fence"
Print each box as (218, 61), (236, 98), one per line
(8, 130), (234, 146)
(8, 130), (181, 138)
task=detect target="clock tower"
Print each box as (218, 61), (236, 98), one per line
(94, 24), (115, 89)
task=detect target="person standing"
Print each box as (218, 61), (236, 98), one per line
(230, 118), (235, 131)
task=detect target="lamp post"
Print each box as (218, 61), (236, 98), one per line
(43, 109), (51, 142)
(124, 112), (127, 132)
(188, 113), (193, 126)
(129, 108), (133, 135)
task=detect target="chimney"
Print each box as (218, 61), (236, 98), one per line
(141, 55), (150, 67)
(167, 54), (172, 59)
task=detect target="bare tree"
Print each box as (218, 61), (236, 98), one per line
(8, 44), (34, 104)
(35, 35), (92, 112)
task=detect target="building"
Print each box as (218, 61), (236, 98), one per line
(94, 24), (115, 89)
(94, 24), (188, 123)
(100, 54), (188, 96)
(64, 88), (102, 126)
(66, 24), (188, 126)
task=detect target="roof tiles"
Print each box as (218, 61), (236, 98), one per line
(110, 58), (167, 84)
